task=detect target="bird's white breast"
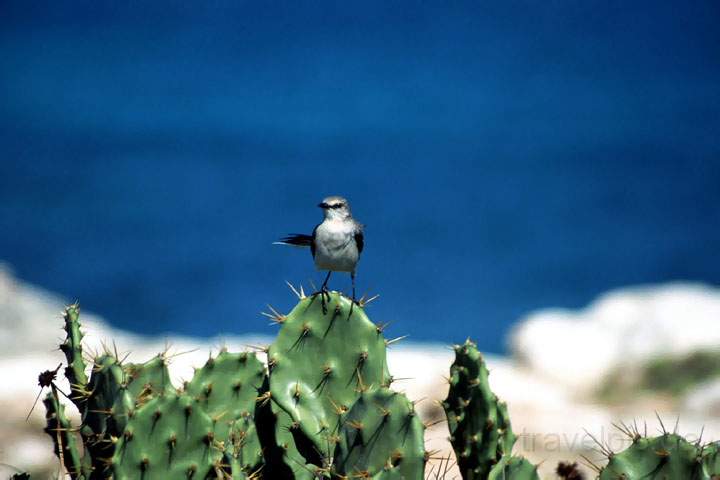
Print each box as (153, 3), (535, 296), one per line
(314, 219), (359, 272)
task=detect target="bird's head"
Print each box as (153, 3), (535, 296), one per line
(318, 196), (351, 220)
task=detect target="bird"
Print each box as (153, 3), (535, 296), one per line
(275, 196), (364, 315)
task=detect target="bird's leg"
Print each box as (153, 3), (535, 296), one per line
(348, 271), (356, 318)
(320, 270), (332, 314)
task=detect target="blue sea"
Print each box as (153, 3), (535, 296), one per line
(1, 1), (719, 353)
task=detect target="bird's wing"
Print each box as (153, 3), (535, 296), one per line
(308, 224), (318, 258)
(274, 233), (313, 247)
(354, 225), (364, 254)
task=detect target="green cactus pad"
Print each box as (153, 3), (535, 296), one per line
(44, 391), (86, 479)
(112, 393), (223, 480)
(82, 354), (125, 434)
(120, 354), (174, 402)
(443, 339), (517, 480)
(599, 433), (704, 480)
(83, 353), (174, 436)
(78, 354), (126, 478)
(268, 292), (390, 462)
(183, 349), (266, 475)
(488, 456), (539, 480)
(335, 388), (426, 480)
(59, 304), (89, 410)
(113, 354), (175, 431)
(184, 350), (265, 442)
(79, 354), (174, 478)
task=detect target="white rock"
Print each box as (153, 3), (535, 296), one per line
(510, 283), (720, 393)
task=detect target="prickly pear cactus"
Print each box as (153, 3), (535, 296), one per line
(185, 349), (266, 475)
(443, 339), (516, 480)
(48, 303), (277, 479)
(112, 393), (224, 479)
(599, 433), (705, 479)
(488, 456), (539, 480)
(38, 294), (720, 480)
(267, 292), (391, 464)
(335, 388), (426, 480)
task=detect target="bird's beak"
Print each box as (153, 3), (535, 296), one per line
(318, 202), (329, 209)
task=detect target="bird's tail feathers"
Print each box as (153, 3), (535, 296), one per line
(274, 233), (313, 247)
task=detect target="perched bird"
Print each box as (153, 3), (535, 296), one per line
(276, 196), (364, 314)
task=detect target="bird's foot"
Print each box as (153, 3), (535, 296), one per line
(309, 288), (330, 314)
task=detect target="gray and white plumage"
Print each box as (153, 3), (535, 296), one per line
(276, 196), (364, 274)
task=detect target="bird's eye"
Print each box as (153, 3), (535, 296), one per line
(331, 203), (343, 209)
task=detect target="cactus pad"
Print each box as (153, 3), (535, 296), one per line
(185, 350), (265, 439)
(268, 292), (390, 462)
(44, 390), (86, 479)
(59, 304), (88, 411)
(112, 393), (223, 479)
(83, 352), (174, 435)
(335, 388), (426, 479)
(184, 349), (266, 474)
(599, 433), (705, 479)
(443, 339), (517, 480)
